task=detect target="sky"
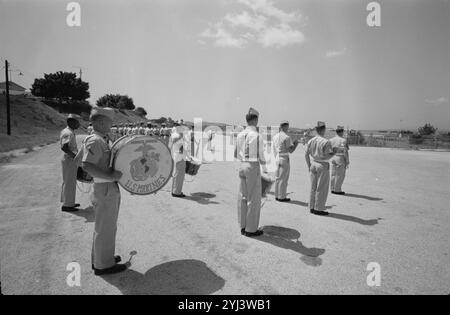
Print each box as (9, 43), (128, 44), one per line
(0, 0), (449, 130)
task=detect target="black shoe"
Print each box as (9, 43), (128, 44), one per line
(241, 228), (245, 235)
(94, 263), (127, 276)
(74, 203), (81, 207)
(311, 210), (329, 216)
(276, 198), (291, 202)
(172, 193), (186, 198)
(92, 256), (122, 270)
(62, 206), (79, 212)
(331, 191), (345, 195)
(245, 230), (264, 237)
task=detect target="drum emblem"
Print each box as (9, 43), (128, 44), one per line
(129, 142), (160, 181)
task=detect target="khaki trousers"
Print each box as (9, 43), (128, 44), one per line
(91, 182), (121, 269)
(61, 155), (77, 207)
(238, 162), (262, 233)
(331, 156), (346, 192)
(309, 161), (330, 211)
(275, 156), (290, 199)
(172, 160), (186, 195)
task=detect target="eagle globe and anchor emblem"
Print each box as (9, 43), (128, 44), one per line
(129, 141), (160, 181)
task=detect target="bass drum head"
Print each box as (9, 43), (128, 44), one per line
(113, 135), (174, 195)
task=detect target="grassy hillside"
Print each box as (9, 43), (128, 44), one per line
(0, 95), (148, 153)
(0, 95), (68, 152)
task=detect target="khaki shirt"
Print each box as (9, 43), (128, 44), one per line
(82, 132), (111, 174)
(236, 126), (266, 163)
(60, 127), (77, 153)
(170, 131), (187, 163)
(306, 135), (334, 162)
(330, 136), (349, 156)
(330, 135), (349, 164)
(272, 131), (293, 158)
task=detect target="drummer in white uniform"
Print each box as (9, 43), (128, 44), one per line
(330, 126), (350, 195)
(235, 107), (266, 237)
(272, 120), (299, 202)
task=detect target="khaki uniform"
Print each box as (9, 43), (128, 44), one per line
(272, 131), (293, 199)
(236, 126), (266, 233)
(171, 131), (187, 194)
(330, 136), (349, 193)
(306, 135), (334, 211)
(60, 127), (78, 207)
(82, 132), (121, 270)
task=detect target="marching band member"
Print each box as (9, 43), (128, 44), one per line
(81, 107), (127, 275)
(272, 120), (299, 202)
(235, 107), (266, 237)
(305, 121), (336, 216)
(330, 126), (350, 195)
(170, 121), (187, 198)
(60, 114), (81, 212)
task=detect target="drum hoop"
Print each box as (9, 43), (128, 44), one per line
(112, 135), (174, 195)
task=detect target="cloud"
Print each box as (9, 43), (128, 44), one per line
(326, 48), (347, 58)
(200, 0), (305, 48)
(425, 97), (449, 106)
(258, 24), (305, 48)
(200, 23), (246, 48)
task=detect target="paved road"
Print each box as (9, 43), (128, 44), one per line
(1, 137), (449, 295)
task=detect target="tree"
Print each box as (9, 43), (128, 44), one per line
(134, 107), (147, 118)
(31, 71), (90, 102)
(96, 94), (135, 110)
(418, 123), (437, 136)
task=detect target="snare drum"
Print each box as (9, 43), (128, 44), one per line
(185, 157), (202, 176)
(111, 135), (174, 195)
(261, 172), (274, 197)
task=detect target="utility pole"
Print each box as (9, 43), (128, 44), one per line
(5, 60), (11, 136)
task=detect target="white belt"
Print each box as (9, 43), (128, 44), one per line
(93, 177), (115, 184)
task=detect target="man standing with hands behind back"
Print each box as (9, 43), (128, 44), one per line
(305, 121), (336, 216)
(82, 107), (127, 275)
(235, 107), (266, 237)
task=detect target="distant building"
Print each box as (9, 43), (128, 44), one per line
(0, 81), (27, 95)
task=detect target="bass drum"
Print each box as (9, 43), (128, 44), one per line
(111, 135), (174, 195)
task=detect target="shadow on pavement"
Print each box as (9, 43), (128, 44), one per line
(185, 192), (220, 205)
(326, 213), (381, 226)
(344, 193), (383, 201)
(255, 226), (325, 267)
(69, 206), (94, 223)
(101, 259), (225, 295)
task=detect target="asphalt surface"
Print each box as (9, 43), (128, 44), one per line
(1, 136), (449, 295)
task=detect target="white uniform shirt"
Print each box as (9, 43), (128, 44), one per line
(235, 126), (266, 163)
(330, 136), (349, 156)
(170, 131), (187, 163)
(272, 131), (293, 159)
(306, 135), (334, 162)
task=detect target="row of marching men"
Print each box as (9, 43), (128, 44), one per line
(236, 107), (350, 237)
